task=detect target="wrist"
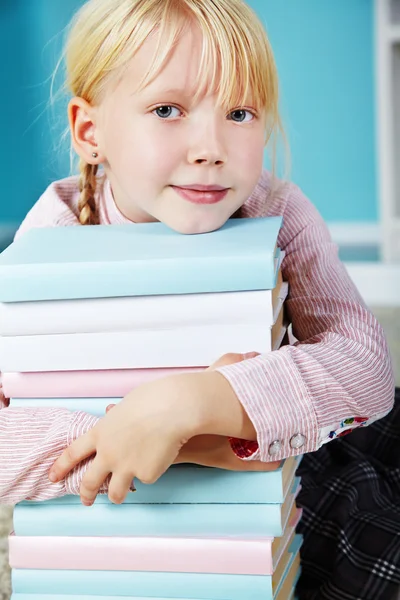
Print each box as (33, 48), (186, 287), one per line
(178, 371), (257, 441)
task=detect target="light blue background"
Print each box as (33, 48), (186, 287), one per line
(0, 0), (377, 227)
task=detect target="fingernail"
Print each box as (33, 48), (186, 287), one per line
(48, 472), (58, 483)
(82, 498), (93, 507)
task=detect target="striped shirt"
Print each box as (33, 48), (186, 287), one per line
(0, 170), (394, 503)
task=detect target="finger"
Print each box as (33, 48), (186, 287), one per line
(80, 457), (111, 506)
(49, 431), (96, 483)
(105, 403), (116, 414)
(234, 459), (281, 472)
(221, 448), (281, 471)
(208, 353), (245, 370)
(248, 459), (281, 471)
(108, 471), (135, 505)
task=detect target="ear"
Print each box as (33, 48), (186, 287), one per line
(68, 97), (104, 164)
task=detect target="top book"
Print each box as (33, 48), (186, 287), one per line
(0, 217), (283, 302)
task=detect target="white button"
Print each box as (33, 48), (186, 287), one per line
(290, 433), (306, 449)
(268, 440), (282, 456)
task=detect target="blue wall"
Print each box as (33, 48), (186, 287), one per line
(0, 0), (377, 227)
(248, 0), (377, 223)
(0, 0), (82, 224)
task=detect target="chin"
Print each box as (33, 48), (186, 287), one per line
(165, 213), (231, 235)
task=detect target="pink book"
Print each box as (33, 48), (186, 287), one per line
(2, 367), (203, 399)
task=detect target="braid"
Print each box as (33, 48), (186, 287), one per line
(78, 159), (99, 225)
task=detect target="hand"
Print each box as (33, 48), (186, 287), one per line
(102, 351), (263, 470)
(48, 375), (203, 506)
(49, 351), (261, 505)
(105, 352), (277, 473)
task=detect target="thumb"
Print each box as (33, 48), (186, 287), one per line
(207, 351), (260, 371)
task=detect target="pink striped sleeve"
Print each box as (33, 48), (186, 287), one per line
(217, 183), (395, 462)
(13, 177), (81, 242)
(0, 405), (99, 504)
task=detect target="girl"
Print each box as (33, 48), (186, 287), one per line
(0, 0), (394, 508)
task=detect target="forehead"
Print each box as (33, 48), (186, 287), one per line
(121, 25), (210, 97)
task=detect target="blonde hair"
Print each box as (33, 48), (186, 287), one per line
(60, 0), (287, 225)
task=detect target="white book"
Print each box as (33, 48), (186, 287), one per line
(0, 277), (287, 337)
(0, 313), (287, 373)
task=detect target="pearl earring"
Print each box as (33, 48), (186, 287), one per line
(92, 152), (98, 158)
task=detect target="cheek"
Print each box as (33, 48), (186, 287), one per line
(141, 134), (178, 174)
(114, 122), (180, 178)
(232, 132), (265, 175)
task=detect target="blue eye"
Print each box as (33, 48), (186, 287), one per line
(153, 105), (181, 119)
(228, 109), (254, 123)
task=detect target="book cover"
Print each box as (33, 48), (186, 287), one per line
(2, 366), (202, 399)
(0, 317), (287, 372)
(16, 456), (300, 505)
(0, 217), (283, 302)
(13, 477), (300, 538)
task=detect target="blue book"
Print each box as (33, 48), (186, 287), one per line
(0, 217), (282, 302)
(11, 397), (118, 416)
(14, 478), (300, 538)
(11, 536), (302, 600)
(16, 455), (299, 505)
(10, 598), (214, 600)
(10, 598), (220, 600)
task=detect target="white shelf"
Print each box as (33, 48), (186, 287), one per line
(394, 41), (400, 225)
(376, 0), (400, 261)
(388, 25), (400, 41)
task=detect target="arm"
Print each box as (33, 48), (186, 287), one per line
(215, 184), (395, 462)
(0, 392), (99, 504)
(48, 185), (394, 501)
(0, 176), (99, 504)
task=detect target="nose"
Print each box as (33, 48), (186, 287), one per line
(187, 117), (227, 166)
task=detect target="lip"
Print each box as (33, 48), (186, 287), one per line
(177, 184), (228, 191)
(172, 184), (229, 205)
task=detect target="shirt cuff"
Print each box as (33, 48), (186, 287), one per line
(216, 350), (320, 462)
(64, 411), (101, 496)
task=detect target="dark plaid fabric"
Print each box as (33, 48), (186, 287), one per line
(295, 388), (400, 600)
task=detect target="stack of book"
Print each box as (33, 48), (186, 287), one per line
(0, 217), (302, 599)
